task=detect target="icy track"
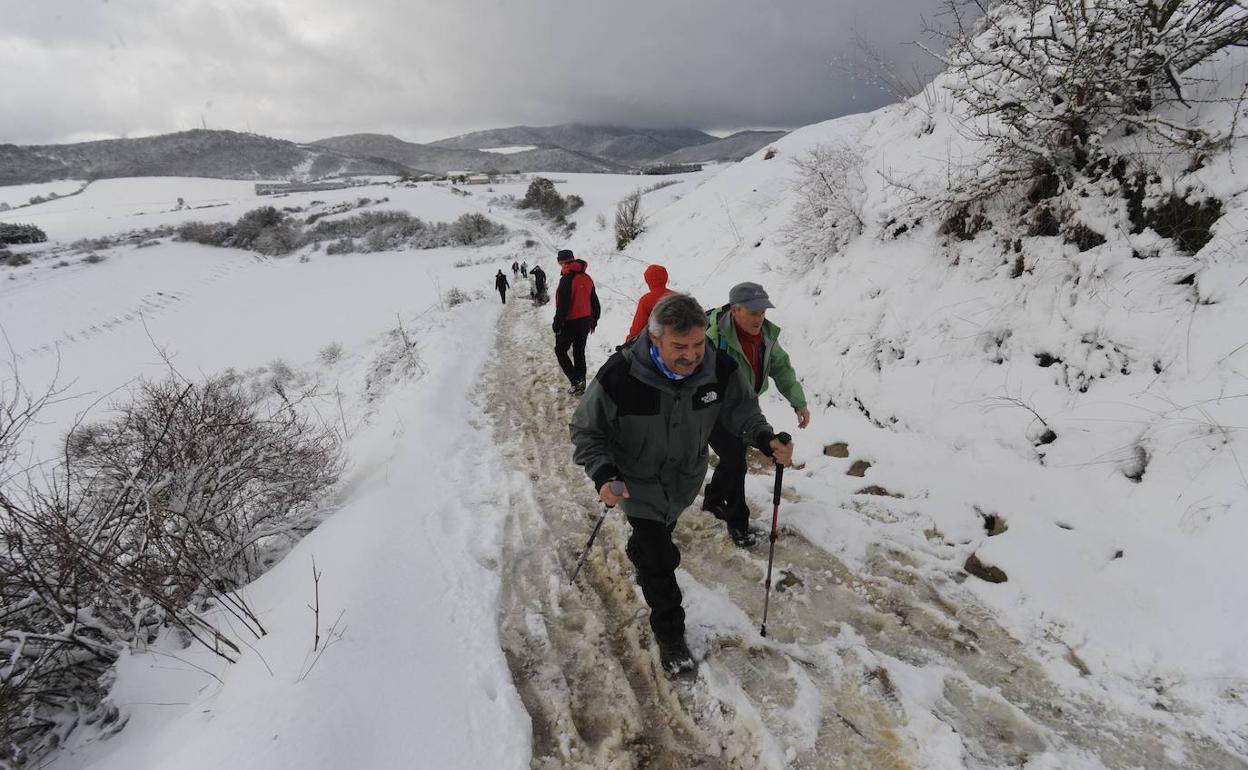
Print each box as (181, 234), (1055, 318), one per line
(484, 298), (1247, 770)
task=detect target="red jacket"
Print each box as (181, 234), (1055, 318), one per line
(554, 259), (600, 328)
(625, 264), (674, 341)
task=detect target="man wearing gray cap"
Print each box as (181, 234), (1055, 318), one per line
(704, 282), (810, 547)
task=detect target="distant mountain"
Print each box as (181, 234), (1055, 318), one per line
(648, 130), (788, 165)
(311, 133), (630, 174)
(310, 134), (492, 175)
(0, 130), (414, 186)
(430, 123), (716, 163)
(494, 147), (630, 174)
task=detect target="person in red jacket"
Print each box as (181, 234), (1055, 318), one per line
(552, 249), (601, 395)
(624, 264), (674, 343)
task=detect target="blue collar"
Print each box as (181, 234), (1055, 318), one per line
(649, 342), (688, 380)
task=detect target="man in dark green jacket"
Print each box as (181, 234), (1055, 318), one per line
(703, 282), (809, 547)
(571, 293), (794, 676)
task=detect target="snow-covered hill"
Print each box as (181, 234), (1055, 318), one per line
(567, 62), (1248, 762)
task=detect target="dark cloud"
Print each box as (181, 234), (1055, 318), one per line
(0, 0), (944, 146)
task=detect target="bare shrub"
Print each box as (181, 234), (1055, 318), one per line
(786, 143), (867, 263)
(614, 191), (646, 250)
(0, 373), (341, 764)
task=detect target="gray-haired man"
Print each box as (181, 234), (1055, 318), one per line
(570, 293), (794, 676)
(704, 282), (809, 547)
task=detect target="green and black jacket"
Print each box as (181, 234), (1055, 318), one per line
(706, 305), (807, 410)
(570, 333), (775, 525)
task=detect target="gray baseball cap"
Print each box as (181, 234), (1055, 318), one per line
(728, 282), (775, 311)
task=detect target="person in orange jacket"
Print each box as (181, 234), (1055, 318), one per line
(624, 264), (675, 344)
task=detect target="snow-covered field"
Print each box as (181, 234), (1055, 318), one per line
(4, 75), (1247, 767)
(0, 179), (86, 209)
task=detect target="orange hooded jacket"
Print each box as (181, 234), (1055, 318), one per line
(625, 264), (674, 342)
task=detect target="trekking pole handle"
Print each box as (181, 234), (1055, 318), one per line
(603, 479), (626, 508)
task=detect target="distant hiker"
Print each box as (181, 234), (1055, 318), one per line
(495, 270), (510, 304)
(624, 264), (675, 344)
(571, 293), (794, 676)
(552, 249), (600, 395)
(703, 282), (809, 547)
(531, 265), (549, 305)
(520, 260), (528, 277)
(512, 260), (520, 279)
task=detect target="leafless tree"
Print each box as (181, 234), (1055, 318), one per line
(614, 192), (646, 250)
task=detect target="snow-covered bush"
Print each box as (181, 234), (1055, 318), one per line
(0, 374), (341, 765)
(0, 222), (47, 246)
(448, 212), (507, 245)
(928, 0), (1248, 196)
(178, 207), (302, 255)
(319, 342), (344, 365)
(785, 142), (866, 263)
(442, 287), (472, 307)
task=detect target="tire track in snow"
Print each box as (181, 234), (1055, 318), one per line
(482, 296), (1247, 769)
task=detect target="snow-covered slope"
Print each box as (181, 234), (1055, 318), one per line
(558, 73), (1248, 745)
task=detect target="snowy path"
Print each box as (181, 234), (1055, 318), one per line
(482, 299), (1247, 769)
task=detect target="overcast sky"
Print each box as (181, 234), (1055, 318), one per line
(0, 0), (944, 146)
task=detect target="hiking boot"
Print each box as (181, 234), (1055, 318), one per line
(656, 635), (696, 677)
(569, 380), (586, 396)
(728, 526), (758, 549)
(701, 487), (730, 521)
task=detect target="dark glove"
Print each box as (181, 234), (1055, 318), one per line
(552, 320), (563, 334)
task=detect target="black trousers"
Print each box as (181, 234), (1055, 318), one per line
(497, 287), (507, 304)
(554, 317), (592, 385)
(625, 517), (684, 640)
(705, 421), (750, 529)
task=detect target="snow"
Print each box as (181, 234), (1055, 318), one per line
(44, 301), (531, 770)
(480, 145), (538, 155)
(5, 54), (1248, 768)
(0, 179), (87, 209)
(3, 176), (535, 770)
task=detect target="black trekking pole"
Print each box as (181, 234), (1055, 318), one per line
(759, 432), (792, 638)
(569, 480), (625, 585)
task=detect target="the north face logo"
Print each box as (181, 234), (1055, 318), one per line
(700, 390), (718, 404)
